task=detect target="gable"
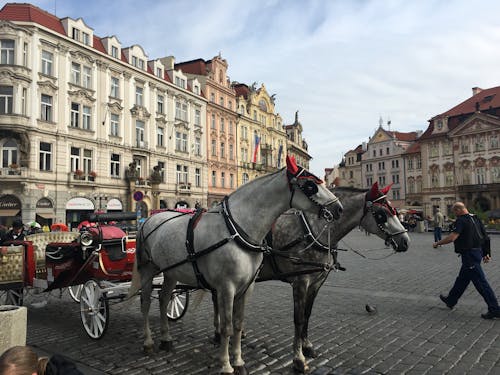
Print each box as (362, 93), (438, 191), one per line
(448, 113), (500, 137)
(369, 128), (392, 144)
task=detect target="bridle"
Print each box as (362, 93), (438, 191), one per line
(287, 167), (340, 223)
(360, 192), (407, 250)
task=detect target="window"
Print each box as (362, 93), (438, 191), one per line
(82, 32), (90, 45)
(70, 103), (79, 127)
(175, 76), (186, 89)
(392, 190), (400, 200)
(132, 56), (137, 67)
(475, 136), (485, 152)
(378, 176), (386, 185)
(431, 173), (439, 188)
(386, 147), (390, 155)
(220, 118), (225, 133)
(157, 95), (164, 114)
(408, 179), (415, 194)
(0, 40), (14, 64)
(443, 142), (452, 155)
(23, 43), (28, 66)
(408, 158), (413, 170)
(157, 126), (164, 147)
(242, 173), (249, 184)
(41, 94), (52, 122)
(416, 157), (422, 169)
(229, 121), (233, 135)
(0, 86), (13, 114)
(195, 109), (201, 126)
(221, 172), (225, 188)
(461, 140), (469, 153)
(135, 120), (145, 147)
(253, 110), (257, 120)
(41, 50), (53, 76)
(21, 88), (26, 115)
(220, 96), (224, 106)
(242, 126), (247, 140)
(229, 144), (234, 160)
(175, 101), (187, 121)
(157, 161), (165, 182)
(194, 137), (201, 156)
(110, 77), (119, 98)
(110, 153), (120, 177)
(138, 59), (144, 70)
(71, 63), (81, 85)
(110, 114), (119, 136)
(211, 114), (216, 129)
(212, 171), (216, 187)
(156, 67), (162, 78)
(39, 142), (51, 171)
(135, 86), (143, 106)
(72, 28), (80, 41)
(82, 106), (91, 130)
(83, 66), (92, 89)
(476, 167), (486, 184)
(230, 173), (234, 189)
(83, 149), (92, 173)
(211, 139), (217, 156)
(210, 92), (215, 102)
(1, 139), (18, 167)
(392, 174), (399, 184)
(70, 147), (81, 171)
(492, 166), (500, 183)
(111, 46), (118, 58)
(195, 168), (201, 187)
(445, 171), (454, 186)
(176, 165), (188, 183)
(220, 142), (225, 158)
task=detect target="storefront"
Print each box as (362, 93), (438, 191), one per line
(35, 198), (55, 227)
(0, 194), (22, 227)
(66, 197), (95, 231)
(106, 198), (123, 212)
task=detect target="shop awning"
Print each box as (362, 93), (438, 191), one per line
(36, 211), (55, 219)
(0, 209), (20, 217)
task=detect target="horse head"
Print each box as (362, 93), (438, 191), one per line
(361, 181), (409, 252)
(286, 156), (343, 222)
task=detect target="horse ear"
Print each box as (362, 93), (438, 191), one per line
(380, 183), (394, 194)
(370, 181), (379, 198)
(286, 155), (299, 175)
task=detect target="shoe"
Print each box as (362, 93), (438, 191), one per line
(481, 311), (500, 320)
(439, 294), (454, 309)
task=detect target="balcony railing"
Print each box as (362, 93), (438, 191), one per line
(70, 172), (96, 184)
(0, 167), (27, 178)
(135, 179), (151, 187)
(134, 140), (149, 149)
(176, 182), (191, 194)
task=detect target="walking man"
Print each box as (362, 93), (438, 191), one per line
(433, 202), (500, 319)
(433, 207), (444, 242)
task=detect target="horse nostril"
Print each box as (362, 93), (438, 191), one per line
(337, 206), (343, 215)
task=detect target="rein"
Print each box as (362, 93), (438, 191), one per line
(337, 237), (398, 260)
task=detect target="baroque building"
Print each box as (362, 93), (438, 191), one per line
(284, 111), (311, 170)
(0, 3), (207, 229)
(175, 55), (238, 207)
(419, 86), (500, 216)
(233, 83), (287, 184)
(337, 143), (365, 188)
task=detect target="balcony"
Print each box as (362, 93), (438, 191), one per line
(135, 178), (151, 187)
(134, 140), (149, 149)
(69, 171), (96, 185)
(0, 167), (27, 178)
(176, 182), (191, 194)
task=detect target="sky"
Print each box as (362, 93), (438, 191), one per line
(5, 0), (500, 177)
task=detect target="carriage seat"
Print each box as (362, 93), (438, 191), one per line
(25, 232), (80, 274)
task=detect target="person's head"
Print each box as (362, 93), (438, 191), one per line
(452, 201), (468, 216)
(12, 220), (23, 233)
(436, 208), (440, 212)
(0, 346), (48, 375)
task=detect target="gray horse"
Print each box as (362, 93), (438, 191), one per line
(212, 181), (409, 373)
(128, 156), (343, 374)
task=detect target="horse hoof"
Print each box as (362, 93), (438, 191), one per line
(293, 358), (309, 373)
(212, 332), (221, 345)
(143, 345), (154, 355)
(303, 346), (318, 358)
(159, 340), (173, 351)
(234, 366), (248, 375)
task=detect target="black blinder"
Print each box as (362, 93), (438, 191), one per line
(374, 209), (388, 224)
(300, 180), (319, 197)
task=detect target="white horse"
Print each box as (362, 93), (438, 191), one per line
(128, 156), (343, 374)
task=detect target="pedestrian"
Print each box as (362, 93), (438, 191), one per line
(1, 219), (25, 244)
(433, 202), (500, 320)
(0, 345), (84, 375)
(433, 208), (444, 242)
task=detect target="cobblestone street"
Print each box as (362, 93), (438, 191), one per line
(26, 231), (500, 374)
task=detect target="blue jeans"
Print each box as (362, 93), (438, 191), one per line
(434, 227), (442, 242)
(447, 249), (500, 312)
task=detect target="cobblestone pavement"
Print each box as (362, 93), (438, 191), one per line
(25, 231), (500, 374)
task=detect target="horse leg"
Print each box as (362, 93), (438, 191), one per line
(292, 279), (309, 373)
(231, 283), (254, 375)
(139, 265), (156, 355)
(212, 291), (221, 345)
(159, 274), (177, 351)
(217, 286), (235, 374)
(301, 274), (327, 359)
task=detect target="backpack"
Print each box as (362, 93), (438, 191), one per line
(469, 214), (491, 257)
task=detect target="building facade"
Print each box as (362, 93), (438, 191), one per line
(284, 111), (311, 170)
(0, 3), (207, 229)
(337, 144), (365, 188)
(175, 55), (238, 207)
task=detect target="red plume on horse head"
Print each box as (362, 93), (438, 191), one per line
(380, 183), (394, 195)
(369, 181), (379, 199)
(286, 155), (299, 175)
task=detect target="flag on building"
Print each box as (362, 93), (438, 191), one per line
(252, 134), (260, 163)
(277, 144), (283, 167)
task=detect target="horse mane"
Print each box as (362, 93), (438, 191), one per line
(330, 186), (368, 194)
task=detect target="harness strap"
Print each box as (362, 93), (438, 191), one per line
(186, 209), (213, 291)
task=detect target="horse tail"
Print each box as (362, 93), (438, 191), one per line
(126, 259), (141, 299)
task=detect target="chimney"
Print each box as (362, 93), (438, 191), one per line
(362, 141), (367, 151)
(160, 56), (175, 70)
(472, 87), (483, 96)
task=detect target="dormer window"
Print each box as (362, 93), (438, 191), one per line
(82, 32), (90, 45)
(193, 85), (200, 95)
(72, 28), (80, 41)
(138, 59), (144, 70)
(156, 67), (162, 78)
(111, 46), (118, 58)
(175, 76), (186, 89)
(132, 56), (137, 67)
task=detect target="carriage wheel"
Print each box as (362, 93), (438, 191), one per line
(0, 288), (24, 306)
(80, 280), (109, 339)
(68, 284), (83, 303)
(166, 289), (189, 321)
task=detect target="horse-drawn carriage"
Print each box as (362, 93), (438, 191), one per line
(0, 212), (189, 339)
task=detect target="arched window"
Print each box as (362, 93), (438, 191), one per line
(242, 173), (249, 184)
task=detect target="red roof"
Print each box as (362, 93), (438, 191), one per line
(388, 131), (419, 142)
(233, 83), (250, 98)
(420, 86), (500, 140)
(0, 3), (66, 35)
(405, 142), (421, 154)
(175, 58), (208, 75)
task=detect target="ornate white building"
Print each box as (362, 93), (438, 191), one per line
(0, 3), (207, 229)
